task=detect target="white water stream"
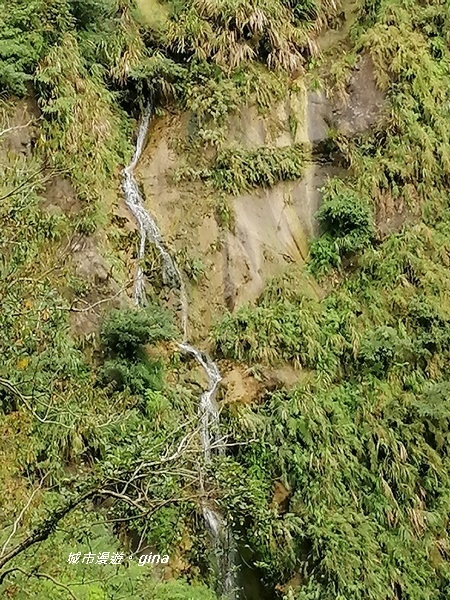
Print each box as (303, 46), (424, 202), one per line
(122, 106), (236, 598)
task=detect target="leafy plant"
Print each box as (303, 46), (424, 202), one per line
(167, 0), (312, 72)
(0, 1), (47, 95)
(149, 579), (217, 600)
(184, 256), (206, 284)
(99, 356), (164, 394)
(309, 178), (375, 274)
(180, 144), (305, 195)
(100, 306), (175, 358)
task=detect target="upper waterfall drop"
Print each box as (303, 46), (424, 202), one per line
(122, 103), (188, 335)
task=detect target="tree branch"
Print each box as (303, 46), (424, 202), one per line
(0, 167), (46, 202)
(0, 378), (74, 430)
(0, 475), (48, 559)
(0, 119), (37, 138)
(0, 490), (94, 573)
(55, 282), (133, 313)
(0, 566), (79, 599)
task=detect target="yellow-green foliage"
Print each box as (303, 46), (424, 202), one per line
(168, 0), (305, 71)
(352, 0), (450, 216)
(0, 148), (217, 598)
(167, 0), (340, 71)
(4, 0), (450, 597)
(215, 220), (450, 598)
(213, 1), (450, 598)
(36, 34), (127, 199)
(179, 144), (305, 194)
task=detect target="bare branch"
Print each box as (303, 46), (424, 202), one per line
(0, 490), (94, 572)
(0, 566), (79, 600)
(55, 282), (133, 313)
(0, 475), (48, 559)
(97, 489), (148, 514)
(0, 167), (46, 202)
(0, 119), (37, 138)
(0, 378), (74, 430)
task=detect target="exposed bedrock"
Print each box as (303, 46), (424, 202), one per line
(133, 56), (384, 339)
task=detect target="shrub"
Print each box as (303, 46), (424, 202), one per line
(310, 179), (374, 274)
(180, 145), (305, 195)
(167, 0), (307, 73)
(308, 233), (341, 277)
(317, 180), (374, 244)
(211, 145), (305, 194)
(99, 357), (164, 395)
(100, 306), (175, 358)
(0, 2), (47, 95)
(70, 0), (116, 28)
(358, 326), (413, 377)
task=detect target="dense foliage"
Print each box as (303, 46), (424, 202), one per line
(212, 0), (450, 598)
(179, 145), (305, 195)
(2, 0), (450, 598)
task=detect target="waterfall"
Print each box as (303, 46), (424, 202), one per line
(122, 105), (188, 335)
(178, 342), (221, 462)
(122, 104), (236, 599)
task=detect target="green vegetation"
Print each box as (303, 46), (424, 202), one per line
(210, 1), (450, 598)
(100, 305), (175, 357)
(215, 226), (450, 598)
(166, 0), (331, 72)
(183, 145), (306, 195)
(99, 306), (175, 394)
(3, 0), (450, 598)
(309, 178), (375, 275)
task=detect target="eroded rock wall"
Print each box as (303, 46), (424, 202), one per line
(133, 58), (384, 340)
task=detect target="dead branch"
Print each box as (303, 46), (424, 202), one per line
(0, 167), (46, 202)
(97, 489), (148, 514)
(0, 490), (94, 573)
(0, 378), (74, 430)
(0, 119), (37, 138)
(0, 566), (79, 599)
(55, 282), (133, 313)
(0, 475), (48, 559)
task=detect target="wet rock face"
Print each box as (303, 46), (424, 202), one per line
(2, 97), (40, 157)
(136, 109), (315, 329)
(307, 91), (332, 143)
(72, 236), (111, 285)
(69, 236), (125, 337)
(228, 186), (309, 308)
(333, 55), (386, 135)
(41, 177), (81, 216)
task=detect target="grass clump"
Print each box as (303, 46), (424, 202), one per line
(180, 144), (305, 195)
(211, 145), (306, 194)
(166, 0), (329, 73)
(99, 357), (164, 394)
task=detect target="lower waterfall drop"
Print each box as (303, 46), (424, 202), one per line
(122, 105), (237, 599)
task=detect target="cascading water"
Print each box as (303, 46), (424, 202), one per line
(122, 104), (236, 599)
(178, 342), (221, 462)
(122, 105), (188, 335)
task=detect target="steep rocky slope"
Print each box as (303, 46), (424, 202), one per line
(2, 0), (450, 599)
(133, 56), (384, 343)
